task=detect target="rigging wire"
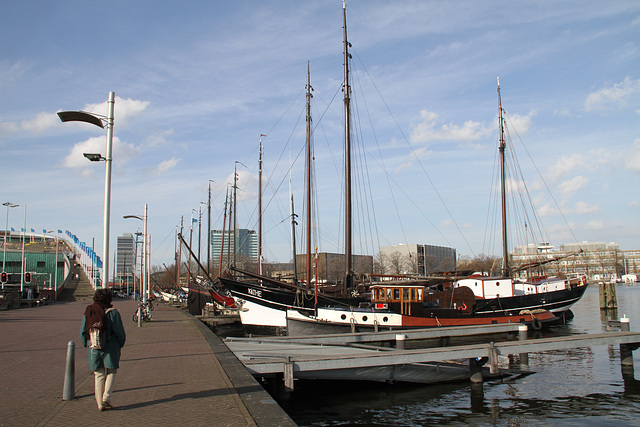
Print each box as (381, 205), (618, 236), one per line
(350, 48), (476, 256)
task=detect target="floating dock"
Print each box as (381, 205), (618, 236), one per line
(225, 322), (640, 391)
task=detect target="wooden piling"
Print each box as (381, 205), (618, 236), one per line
(599, 282), (617, 309)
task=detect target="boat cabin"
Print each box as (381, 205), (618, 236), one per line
(454, 276), (515, 299)
(370, 282), (475, 315)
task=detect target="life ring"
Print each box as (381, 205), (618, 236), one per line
(458, 302), (468, 311)
(581, 275), (587, 286)
(531, 317), (542, 331)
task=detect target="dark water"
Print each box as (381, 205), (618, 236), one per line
(274, 285), (640, 426)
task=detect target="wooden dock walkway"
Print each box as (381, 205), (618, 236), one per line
(225, 324), (640, 390)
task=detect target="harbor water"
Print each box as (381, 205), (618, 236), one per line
(275, 284), (640, 426)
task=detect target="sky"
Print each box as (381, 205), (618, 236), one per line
(1, 0), (639, 272)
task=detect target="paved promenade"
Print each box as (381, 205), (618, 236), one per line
(0, 298), (296, 426)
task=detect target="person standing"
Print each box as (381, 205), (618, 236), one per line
(80, 289), (126, 411)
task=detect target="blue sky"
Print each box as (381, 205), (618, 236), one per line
(1, 1), (639, 269)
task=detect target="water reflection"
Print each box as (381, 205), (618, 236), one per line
(277, 286), (640, 426)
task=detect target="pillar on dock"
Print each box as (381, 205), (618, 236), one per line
(283, 356), (295, 392)
(599, 282), (617, 309)
(488, 342), (499, 374)
(518, 324), (529, 366)
(395, 334), (407, 350)
(62, 340), (75, 401)
(468, 356), (487, 384)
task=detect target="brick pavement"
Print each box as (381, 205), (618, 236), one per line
(0, 298), (295, 426)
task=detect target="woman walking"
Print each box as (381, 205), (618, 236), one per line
(80, 289), (126, 411)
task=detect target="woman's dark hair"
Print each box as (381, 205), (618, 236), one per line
(93, 288), (113, 305)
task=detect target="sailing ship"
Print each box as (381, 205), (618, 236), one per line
(451, 80), (588, 320)
(221, 5), (563, 335)
(219, 55), (364, 335)
(286, 281), (557, 335)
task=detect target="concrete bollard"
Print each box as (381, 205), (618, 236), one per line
(62, 340), (75, 400)
(620, 315), (630, 332)
(518, 324), (529, 366)
(619, 315), (634, 368)
(395, 334), (407, 350)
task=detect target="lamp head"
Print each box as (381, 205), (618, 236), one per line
(83, 153), (104, 162)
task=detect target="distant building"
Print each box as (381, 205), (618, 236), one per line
(116, 233), (136, 286)
(379, 244), (456, 275)
(295, 252), (374, 284)
(510, 241), (637, 282)
(211, 228), (258, 264)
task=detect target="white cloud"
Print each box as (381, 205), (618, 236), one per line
(585, 77), (640, 111)
(0, 111), (60, 134)
(625, 139), (640, 172)
(504, 111), (535, 135)
(410, 110), (492, 145)
(395, 162), (412, 173)
(547, 150), (612, 183)
(547, 154), (588, 182)
(0, 96), (149, 135)
(571, 201), (600, 214)
(223, 169), (257, 202)
(558, 175), (588, 195)
(537, 203), (558, 217)
(585, 220), (605, 230)
(154, 157), (181, 175)
(146, 129), (175, 148)
(82, 96), (150, 127)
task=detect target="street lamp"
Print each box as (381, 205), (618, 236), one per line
(58, 91), (115, 289)
(124, 203), (148, 302)
(2, 202), (19, 290)
(45, 230), (60, 299)
(19, 204), (27, 294)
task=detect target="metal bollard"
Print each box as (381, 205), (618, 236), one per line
(62, 340), (75, 400)
(518, 324), (529, 366)
(395, 334), (407, 350)
(138, 306), (142, 327)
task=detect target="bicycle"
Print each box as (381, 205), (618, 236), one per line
(132, 303), (152, 322)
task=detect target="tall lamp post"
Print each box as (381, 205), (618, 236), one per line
(58, 91), (115, 289)
(2, 202), (19, 290)
(46, 230), (60, 299)
(20, 204), (27, 293)
(124, 204), (148, 302)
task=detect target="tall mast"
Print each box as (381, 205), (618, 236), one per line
(219, 187), (229, 277)
(258, 134), (266, 276)
(343, 0), (353, 288)
(305, 62), (313, 288)
(289, 154), (298, 283)
(233, 162), (239, 269)
(498, 77), (509, 277)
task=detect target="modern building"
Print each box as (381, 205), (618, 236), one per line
(211, 228), (258, 266)
(116, 233), (136, 287)
(379, 244), (456, 276)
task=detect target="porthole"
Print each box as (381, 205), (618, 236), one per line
(383, 316), (389, 322)
(362, 316), (368, 322)
(341, 314), (346, 320)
